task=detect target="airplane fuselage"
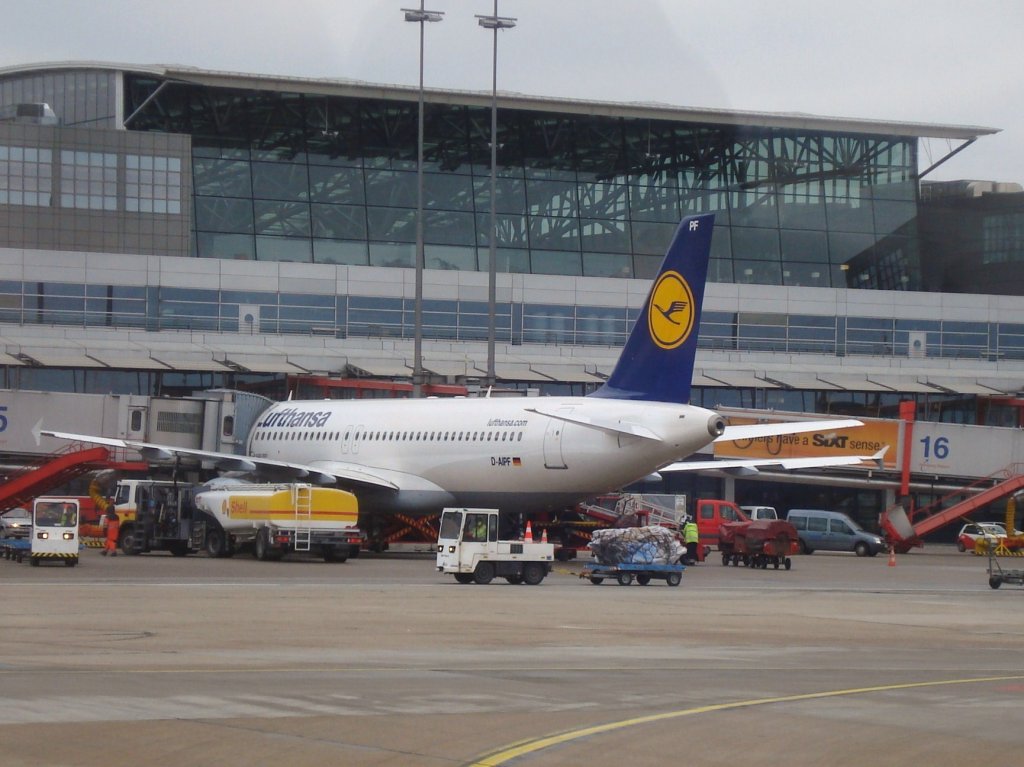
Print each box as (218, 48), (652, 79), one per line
(246, 397), (724, 514)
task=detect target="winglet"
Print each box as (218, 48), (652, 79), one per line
(589, 213), (714, 403)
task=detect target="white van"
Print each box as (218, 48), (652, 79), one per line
(740, 505), (778, 521)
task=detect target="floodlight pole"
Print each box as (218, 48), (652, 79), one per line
(477, 2), (516, 391)
(402, 3), (444, 398)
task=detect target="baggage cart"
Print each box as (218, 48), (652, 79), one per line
(986, 544), (1024, 589)
(581, 561), (684, 587)
(719, 519), (797, 570)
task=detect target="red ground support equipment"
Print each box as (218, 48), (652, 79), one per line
(719, 519), (798, 570)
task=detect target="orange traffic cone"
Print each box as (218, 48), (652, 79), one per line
(541, 528), (548, 543)
(888, 546), (896, 567)
(524, 520), (533, 541)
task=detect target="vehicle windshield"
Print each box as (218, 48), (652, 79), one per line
(438, 510), (463, 541)
(34, 501), (78, 527)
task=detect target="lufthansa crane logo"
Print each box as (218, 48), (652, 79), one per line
(648, 270), (696, 350)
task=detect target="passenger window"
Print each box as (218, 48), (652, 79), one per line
(790, 516), (806, 530)
(808, 517), (828, 532)
(830, 520), (852, 534)
(700, 507), (713, 520)
(722, 506), (737, 521)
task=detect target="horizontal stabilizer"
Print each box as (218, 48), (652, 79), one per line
(716, 418), (863, 443)
(658, 447), (887, 475)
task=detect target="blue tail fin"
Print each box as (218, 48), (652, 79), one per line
(589, 213), (714, 403)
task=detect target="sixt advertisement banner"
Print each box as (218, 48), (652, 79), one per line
(714, 416), (900, 469)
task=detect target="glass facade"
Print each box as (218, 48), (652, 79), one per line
(0, 278), (1018, 362)
(120, 74), (920, 288)
(0, 70), (118, 129)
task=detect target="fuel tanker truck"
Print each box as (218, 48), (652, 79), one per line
(84, 475), (362, 562)
(192, 480), (362, 561)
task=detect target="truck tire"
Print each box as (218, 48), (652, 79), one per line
(64, 557), (78, 567)
(473, 562), (494, 585)
(206, 527), (226, 558)
(323, 546), (349, 563)
(119, 525), (140, 555)
(168, 541), (189, 557)
(522, 562), (545, 585)
(254, 528), (272, 561)
(454, 573), (474, 584)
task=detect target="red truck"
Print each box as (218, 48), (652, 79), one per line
(694, 499), (749, 550)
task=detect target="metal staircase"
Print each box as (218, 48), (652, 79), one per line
(0, 446), (115, 511)
(882, 464), (1024, 550)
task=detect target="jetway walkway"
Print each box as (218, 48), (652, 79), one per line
(882, 464), (1024, 551)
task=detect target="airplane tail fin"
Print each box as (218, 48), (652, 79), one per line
(589, 213), (714, 403)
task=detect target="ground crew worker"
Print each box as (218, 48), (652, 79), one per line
(102, 505), (120, 557)
(682, 515), (700, 565)
(59, 503), (76, 527)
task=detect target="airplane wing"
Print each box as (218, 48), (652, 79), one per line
(40, 430), (397, 491)
(716, 418), (863, 442)
(658, 447), (889, 476)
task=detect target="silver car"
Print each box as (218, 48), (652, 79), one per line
(0, 507), (32, 539)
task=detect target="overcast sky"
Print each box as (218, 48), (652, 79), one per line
(4, 0), (1020, 185)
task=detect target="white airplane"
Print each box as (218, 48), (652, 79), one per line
(44, 214), (876, 519)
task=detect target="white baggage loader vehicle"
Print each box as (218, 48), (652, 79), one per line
(31, 497), (80, 567)
(436, 508), (554, 585)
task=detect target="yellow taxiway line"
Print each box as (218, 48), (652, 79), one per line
(468, 674), (1024, 767)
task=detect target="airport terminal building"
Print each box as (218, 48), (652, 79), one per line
(2, 62), (1024, 519)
